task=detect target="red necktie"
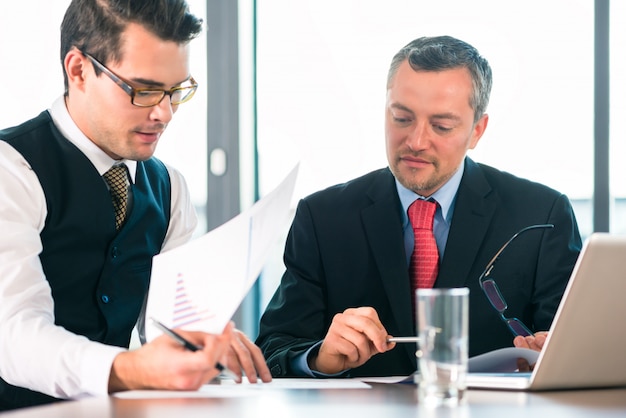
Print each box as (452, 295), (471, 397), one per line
(408, 199), (439, 292)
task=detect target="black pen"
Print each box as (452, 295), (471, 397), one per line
(150, 317), (238, 380)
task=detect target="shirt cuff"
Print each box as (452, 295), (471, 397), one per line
(291, 341), (351, 378)
(78, 343), (126, 397)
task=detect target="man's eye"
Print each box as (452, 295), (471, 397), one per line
(393, 116), (411, 124)
(136, 90), (161, 97)
(434, 125), (453, 133)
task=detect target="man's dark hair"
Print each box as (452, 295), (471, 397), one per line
(60, 0), (203, 91)
(387, 35), (493, 122)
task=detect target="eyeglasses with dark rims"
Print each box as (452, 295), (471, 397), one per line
(82, 51), (198, 107)
(478, 224), (554, 337)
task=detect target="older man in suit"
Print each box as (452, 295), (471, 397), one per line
(255, 35), (582, 378)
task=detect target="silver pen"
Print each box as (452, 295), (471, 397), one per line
(387, 336), (420, 343)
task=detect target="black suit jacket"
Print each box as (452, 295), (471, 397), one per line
(256, 158), (582, 377)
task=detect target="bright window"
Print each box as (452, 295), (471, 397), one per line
(0, 1), (208, 233)
(610, 0), (626, 233)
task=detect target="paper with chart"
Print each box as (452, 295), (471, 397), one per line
(144, 164), (299, 342)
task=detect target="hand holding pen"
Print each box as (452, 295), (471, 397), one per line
(150, 318), (272, 384)
(150, 318), (239, 380)
(313, 307), (397, 375)
(108, 317), (234, 393)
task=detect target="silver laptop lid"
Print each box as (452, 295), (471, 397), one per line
(467, 233), (626, 391)
(529, 233), (626, 390)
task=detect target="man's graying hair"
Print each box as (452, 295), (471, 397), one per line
(387, 36), (493, 122)
(60, 0), (204, 92)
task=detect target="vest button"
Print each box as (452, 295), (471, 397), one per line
(111, 247), (119, 258)
(101, 295), (110, 304)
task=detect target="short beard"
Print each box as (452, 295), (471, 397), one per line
(390, 160), (453, 197)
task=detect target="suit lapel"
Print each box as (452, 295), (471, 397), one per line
(360, 170), (416, 342)
(437, 158), (498, 288)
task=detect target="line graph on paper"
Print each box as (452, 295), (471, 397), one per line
(171, 273), (215, 329)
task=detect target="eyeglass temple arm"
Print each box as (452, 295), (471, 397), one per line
(478, 224), (555, 284)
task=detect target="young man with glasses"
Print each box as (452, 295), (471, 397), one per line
(0, 0), (270, 411)
(256, 35), (582, 378)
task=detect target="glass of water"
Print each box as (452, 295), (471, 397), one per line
(416, 287), (469, 407)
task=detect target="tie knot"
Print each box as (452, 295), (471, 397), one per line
(408, 199), (437, 230)
(103, 164), (128, 188)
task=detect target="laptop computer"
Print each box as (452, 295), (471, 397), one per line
(466, 233), (626, 391)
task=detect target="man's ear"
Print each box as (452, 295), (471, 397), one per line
(64, 49), (90, 92)
(469, 113), (489, 150)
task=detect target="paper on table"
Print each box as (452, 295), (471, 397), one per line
(219, 378), (371, 390)
(361, 347), (541, 385)
(361, 376), (415, 384)
(467, 347), (539, 373)
(113, 378), (371, 399)
(144, 164), (299, 341)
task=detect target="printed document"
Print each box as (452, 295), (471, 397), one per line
(144, 164), (299, 341)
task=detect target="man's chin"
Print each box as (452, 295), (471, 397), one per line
(399, 180), (432, 195)
(392, 168), (434, 194)
(129, 145), (158, 161)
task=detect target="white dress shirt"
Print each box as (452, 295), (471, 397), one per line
(0, 96), (198, 399)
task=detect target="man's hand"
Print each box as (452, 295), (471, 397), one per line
(220, 328), (272, 383)
(513, 331), (549, 352)
(108, 322), (234, 393)
(310, 307), (394, 375)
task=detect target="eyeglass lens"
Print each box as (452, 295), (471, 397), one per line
(481, 279), (507, 311)
(134, 88), (195, 106)
(505, 319), (533, 337)
(482, 278), (533, 337)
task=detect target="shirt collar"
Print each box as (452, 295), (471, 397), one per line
(48, 95), (137, 183)
(395, 161), (465, 225)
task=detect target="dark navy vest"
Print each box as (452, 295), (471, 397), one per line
(0, 111), (171, 409)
